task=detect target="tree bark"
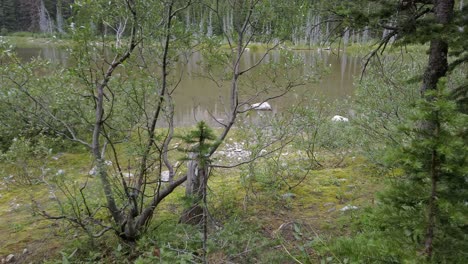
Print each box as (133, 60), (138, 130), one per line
(38, 0), (53, 33)
(180, 152), (208, 224)
(421, 0), (455, 258)
(56, 0), (65, 33)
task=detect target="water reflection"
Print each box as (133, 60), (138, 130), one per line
(15, 46), (361, 126)
(16, 47), (70, 66)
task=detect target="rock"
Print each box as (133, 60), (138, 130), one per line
(104, 160), (113, 166)
(340, 205), (358, 212)
(23, 248), (28, 254)
(281, 193), (296, 199)
(10, 203), (20, 211)
(331, 115), (349, 122)
(251, 102), (272, 111)
(327, 207), (336, 213)
(122, 172), (134, 178)
(5, 254), (14, 263)
(88, 167), (97, 176)
(56, 169), (65, 176)
(48, 190), (56, 200)
(51, 152), (64, 160)
(161, 170), (170, 182)
(323, 202), (335, 207)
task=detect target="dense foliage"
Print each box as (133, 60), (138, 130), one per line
(0, 0), (466, 263)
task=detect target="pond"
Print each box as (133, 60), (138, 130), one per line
(15, 46), (361, 126)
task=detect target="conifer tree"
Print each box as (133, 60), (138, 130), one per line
(0, 0), (18, 33)
(322, 0), (467, 261)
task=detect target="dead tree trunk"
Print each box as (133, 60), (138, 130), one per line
(56, 0), (65, 34)
(180, 151), (208, 224)
(38, 0), (53, 33)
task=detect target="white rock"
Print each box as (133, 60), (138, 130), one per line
(49, 190), (56, 200)
(281, 193), (296, 199)
(56, 169), (65, 176)
(331, 115), (349, 122)
(251, 102), (272, 111)
(22, 248), (28, 254)
(161, 170), (170, 182)
(5, 254), (14, 263)
(122, 172), (134, 178)
(104, 160), (113, 166)
(88, 167), (97, 176)
(340, 205), (358, 212)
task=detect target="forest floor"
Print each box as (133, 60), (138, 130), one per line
(0, 35), (390, 262)
(0, 140), (383, 263)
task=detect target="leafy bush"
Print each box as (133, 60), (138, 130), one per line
(352, 56), (423, 165)
(320, 81), (468, 263)
(1, 137), (51, 185)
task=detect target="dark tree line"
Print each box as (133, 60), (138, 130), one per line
(0, 0), (396, 46)
(0, 0), (73, 33)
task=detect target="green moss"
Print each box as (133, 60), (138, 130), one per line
(0, 122), (384, 263)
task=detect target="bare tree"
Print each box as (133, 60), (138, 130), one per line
(38, 0), (53, 33)
(180, 0), (307, 226)
(18, 0), (195, 242)
(55, 0), (65, 34)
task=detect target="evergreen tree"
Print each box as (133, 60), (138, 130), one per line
(321, 0), (467, 261)
(0, 0), (18, 33)
(327, 81), (467, 263)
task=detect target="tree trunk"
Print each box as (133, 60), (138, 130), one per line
(207, 10), (213, 37)
(421, 0), (455, 257)
(56, 0), (65, 34)
(180, 152), (208, 224)
(38, 0), (53, 33)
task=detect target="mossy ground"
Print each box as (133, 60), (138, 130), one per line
(0, 151), (92, 262)
(0, 135), (383, 263)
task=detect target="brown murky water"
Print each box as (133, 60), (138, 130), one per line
(16, 47), (361, 126)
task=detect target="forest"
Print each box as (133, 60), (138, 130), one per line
(0, 0), (466, 263)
